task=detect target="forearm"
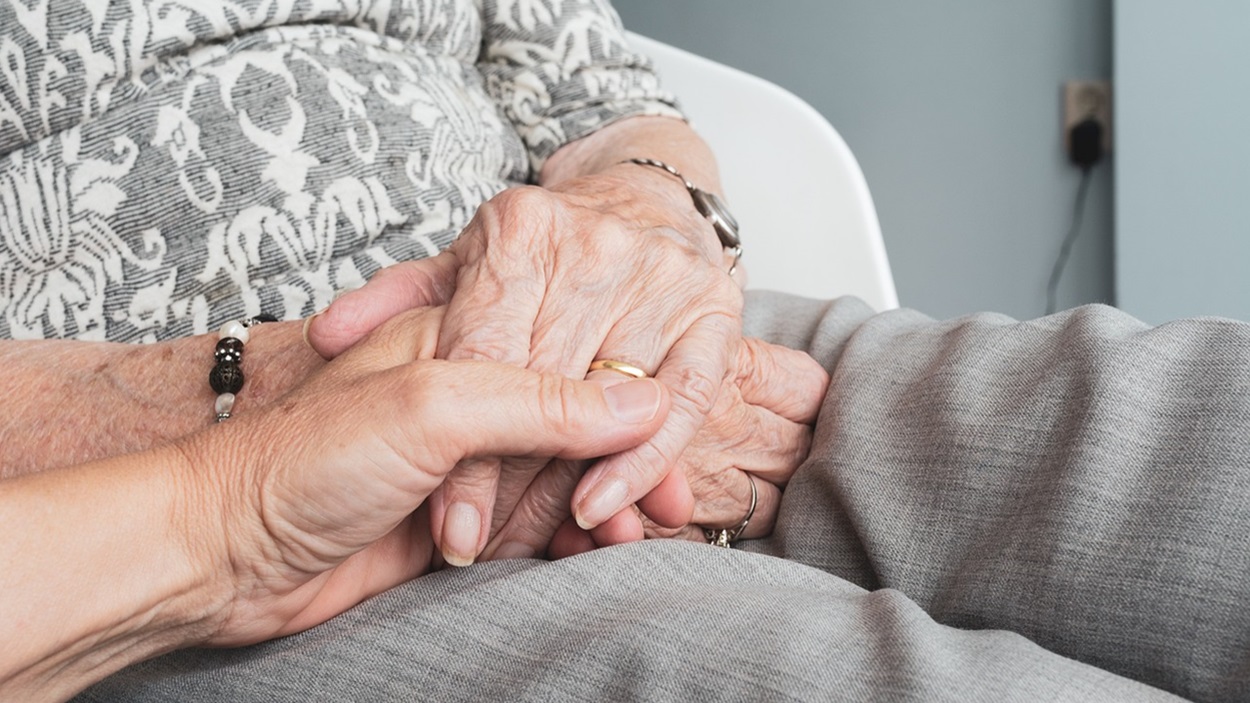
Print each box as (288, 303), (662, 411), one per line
(0, 445), (230, 701)
(0, 322), (323, 477)
(541, 115), (722, 195)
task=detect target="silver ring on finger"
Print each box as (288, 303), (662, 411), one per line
(703, 474), (758, 548)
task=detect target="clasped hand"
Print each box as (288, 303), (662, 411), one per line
(307, 166), (829, 564)
(191, 306), (671, 645)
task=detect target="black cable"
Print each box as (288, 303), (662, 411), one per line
(1046, 165), (1093, 316)
(1047, 115), (1104, 315)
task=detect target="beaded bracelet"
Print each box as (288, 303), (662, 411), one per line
(210, 315), (276, 422)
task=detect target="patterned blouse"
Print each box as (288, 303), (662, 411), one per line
(0, 0), (681, 342)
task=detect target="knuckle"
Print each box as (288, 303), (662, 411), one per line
(670, 364), (721, 418)
(590, 213), (632, 244)
(444, 459), (501, 494)
(616, 437), (677, 482)
(535, 374), (578, 434)
(739, 337), (776, 384)
(510, 496), (565, 539)
(736, 338), (761, 383)
(715, 408), (752, 448)
(579, 217), (634, 262)
(461, 186), (557, 256)
(492, 186), (559, 235)
(398, 260), (453, 305)
(497, 184), (551, 209)
(759, 421), (792, 460)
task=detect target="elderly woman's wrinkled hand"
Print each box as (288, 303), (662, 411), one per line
(478, 337), (829, 559)
(637, 338), (829, 544)
(308, 165), (744, 565)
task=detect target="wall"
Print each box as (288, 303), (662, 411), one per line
(1115, 1), (1250, 324)
(614, 0), (1113, 320)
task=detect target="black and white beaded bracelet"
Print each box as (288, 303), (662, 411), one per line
(210, 315), (276, 422)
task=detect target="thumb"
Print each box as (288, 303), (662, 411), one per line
(238, 362), (668, 574)
(306, 253), (459, 359)
(400, 361), (671, 473)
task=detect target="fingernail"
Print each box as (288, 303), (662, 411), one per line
(574, 478), (629, 530)
(603, 380), (662, 424)
(492, 541), (536, 560)
(441, 502), (481, 567)
(300, 311), (324, 349)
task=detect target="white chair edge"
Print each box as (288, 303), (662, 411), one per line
(624, 31), (900, 310)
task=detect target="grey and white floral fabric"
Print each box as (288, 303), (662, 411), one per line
(0, 0), (681, 342)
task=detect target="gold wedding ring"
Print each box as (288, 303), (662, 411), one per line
(704, 474), (758, 548)
(588, 359), (648, 379)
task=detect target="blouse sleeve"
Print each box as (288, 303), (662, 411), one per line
(476, 0), (686, 175)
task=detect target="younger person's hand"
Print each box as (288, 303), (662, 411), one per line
(190, 307), (672, 644)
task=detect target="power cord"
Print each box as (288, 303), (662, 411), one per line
(1046, 117), (1104, 315)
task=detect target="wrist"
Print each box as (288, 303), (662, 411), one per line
(538, 115), (732, 264)
(161, 441), (240, 640)
(551, 165), (725, 261)
(608, 159), (701, 206)
(117, 321), (324, 429)
(171, 389), (343, 647)
(540, 115), (720, 190)
(217, 320), (326, 418)
(167, 427), (259, 647)
(612, 161), (737, 265)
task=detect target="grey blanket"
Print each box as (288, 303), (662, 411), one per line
(78, 292), (1250, 702)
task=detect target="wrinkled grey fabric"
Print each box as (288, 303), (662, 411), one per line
(78, 292), (1250, 702)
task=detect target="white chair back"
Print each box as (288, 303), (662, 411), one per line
(626, 32), (899, 310)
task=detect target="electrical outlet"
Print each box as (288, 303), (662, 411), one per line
(1064, 80), (1112, 154)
